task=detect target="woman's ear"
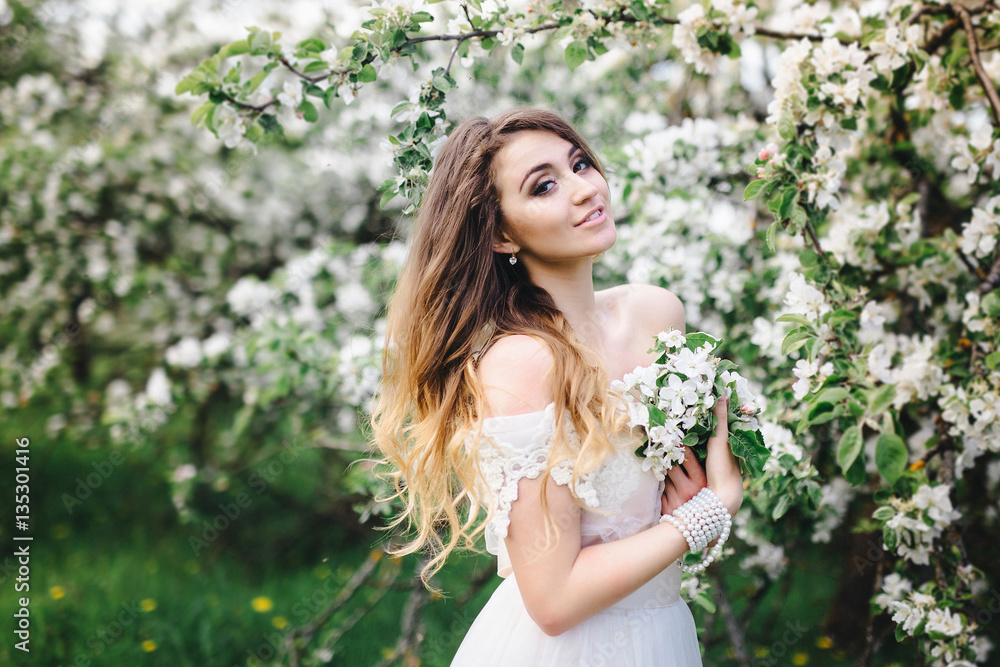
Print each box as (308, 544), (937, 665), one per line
(491, 234), (518, 255)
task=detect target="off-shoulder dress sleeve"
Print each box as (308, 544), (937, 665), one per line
(470, 403), (601, 577)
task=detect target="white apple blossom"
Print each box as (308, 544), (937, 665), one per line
(144, 367), (173, 407)
(165, 336), (203, 368)
(277, 80), (303, 108)
(960, 197), (1000, 258)
(874, 573), (913, 609)
(868, 24), (922, 73)
(783, 272), (831, 322)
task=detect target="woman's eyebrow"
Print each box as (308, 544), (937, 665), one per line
(519, 145), (580, 192)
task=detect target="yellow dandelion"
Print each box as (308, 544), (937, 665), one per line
(793, 652), (809, 665)
(817, 636), (834, 649)
(753, 647), (770, 658)
(272, 616), (288, 629)
(141, 598), (157, 612)
(53, 524), (70, 539)
(251, 596), (273, 613)
(50, 586), (66, 600)
(142, 640), (157, 652)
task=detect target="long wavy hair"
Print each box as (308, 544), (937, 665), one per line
(371, 107), (628, 586)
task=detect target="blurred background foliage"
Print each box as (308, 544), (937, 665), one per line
(2, 0), (1000, 665)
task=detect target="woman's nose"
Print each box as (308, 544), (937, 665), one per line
(570, 173), (599, 203)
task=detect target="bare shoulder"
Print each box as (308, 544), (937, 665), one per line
(476, 335), (554, 417)
(599, 284), (685, 334)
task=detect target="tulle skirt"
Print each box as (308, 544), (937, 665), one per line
(451, 567), (702, 667)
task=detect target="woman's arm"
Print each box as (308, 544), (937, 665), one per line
(505, 398), (737, 636)
(478, 334), (742, 636)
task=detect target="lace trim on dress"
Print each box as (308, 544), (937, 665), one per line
(473, 403), (640, 543)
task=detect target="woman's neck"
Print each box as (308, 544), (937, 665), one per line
(524, 259), (605, 353)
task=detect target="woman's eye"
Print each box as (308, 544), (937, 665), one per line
(574, 158), (590, 172)
(531, 180), (555, 196)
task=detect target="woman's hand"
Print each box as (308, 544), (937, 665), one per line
(660, 446), (706, 516)
(705, 396), (744, 516)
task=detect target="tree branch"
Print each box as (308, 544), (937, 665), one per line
(372, 557), (430, 667)
(282, 550), (384, 665)
(804, 220), (824, 256)
(856, 557), (883, 667)
(710, 571), (751, 667)
(955, 4), (1000, 126)
(977, 253), (1000, 295)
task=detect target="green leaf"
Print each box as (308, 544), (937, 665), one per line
(189, 102), (214, 128)
(765, 220), (780, 252)
(730, 429), (770, 479)
(379, 187), (398, 209)
(564, 40), (588, 70)
(986, 351), (1000, 371)
(778, 113), (796, 140)
(868, 384), (895, 416)
(799, 248), (819, 268)
(781, 327), (814, 356)
(772, 493), (791, 520)
(824, 309), (857, 327)
(246, 69), (270, 93)
(778, 185), (798, 219)
(982, 289), (1000, 317)
(431, 75), (451, 92)
(803, 480), (823, 510)
(302, 60), (331, 74)
(875, 433), (907, 487)
(511, 42), (524, 65)
(789, 204), (808, 228)
(837, 425), (863, 474)
(175, 73), (207, 96)
(743, 179), (766, 201)
(845, 450), (867, 486)
(358, 63), (378, 83)
(813, 387), (849, 405)
(692, 593), (716, 614)
(648, 404), (666, 428)
(872, 506), (895, 521)
(684, 332), (721, 351)
(775, 313), (812, 326)
(220, 39), (250, 58)
(298, 101), (318, 123)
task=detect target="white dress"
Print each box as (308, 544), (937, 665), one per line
(451, 403), (703, 667)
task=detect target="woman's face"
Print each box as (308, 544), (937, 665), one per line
(493, 130), (615, 267)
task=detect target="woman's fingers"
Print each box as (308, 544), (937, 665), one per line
(705, 395), (743, 515)
(680, 445), (707, 487)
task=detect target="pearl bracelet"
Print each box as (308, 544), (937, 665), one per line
(659, 488), (733, 574)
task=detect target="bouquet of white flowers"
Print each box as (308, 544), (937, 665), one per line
(612, 330), (770, 480)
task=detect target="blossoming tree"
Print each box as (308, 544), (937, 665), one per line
(6, 0), (1000, 663)
(172, 0), (1000, 663)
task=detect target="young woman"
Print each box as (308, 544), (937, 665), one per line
(372, 107), (744, 666)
